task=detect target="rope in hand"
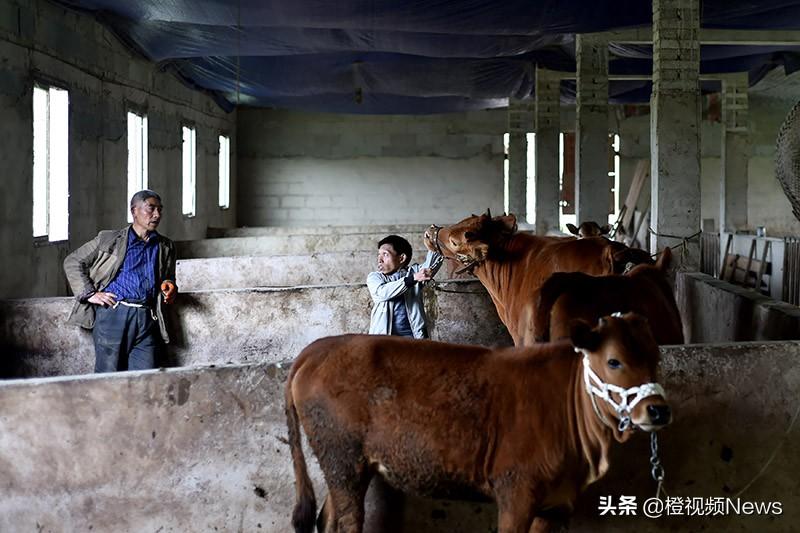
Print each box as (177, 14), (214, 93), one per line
(429, 279), (487, 295)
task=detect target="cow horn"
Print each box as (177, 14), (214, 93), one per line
(486, 208), (492, 218)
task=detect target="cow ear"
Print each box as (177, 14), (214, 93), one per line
(600, 224), (611, 235)
(566, 223), (579, 236)
(570, 319), (601, 352)
(494, 214), (517, 234)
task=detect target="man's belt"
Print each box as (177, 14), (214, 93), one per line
(112, 300), (158, 320)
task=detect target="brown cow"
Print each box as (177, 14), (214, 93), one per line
(567, 221), (655, 274)
(533, 247), (683, 345)
(607, 241), (655, 274)
(424, 213), (649, 345)
(566, 221), (611, 238)
(286, 313), (671, 533)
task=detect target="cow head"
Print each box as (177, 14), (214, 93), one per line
(605, 241), (657, 274)
(567, 221), (611, 238)
(570, 312), (670, 438)
(425, 211), (517, 273)
(621, 246), (670, 276)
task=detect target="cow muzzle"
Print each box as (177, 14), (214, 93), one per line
(579, 352), (668, 432)
(426, 225), (445, 255)
(644, 404), (672, 428)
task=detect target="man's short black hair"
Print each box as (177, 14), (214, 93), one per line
(378, 235), (412, 266)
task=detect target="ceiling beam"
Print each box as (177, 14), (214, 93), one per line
(599, 27), (800, 46)
(559, 73), (735, 82)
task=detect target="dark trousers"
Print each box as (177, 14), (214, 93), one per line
(93, 304), (159, 372)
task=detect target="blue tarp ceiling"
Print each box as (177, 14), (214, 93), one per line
(56, 0), (800, 114)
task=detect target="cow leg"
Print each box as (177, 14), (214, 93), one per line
(495, 486), (536, 533)
(319, 452), (371, 533)
(497, 506), (536, 533)
(327, 477), (370, 533)
(363, 475), (404, 533)
(316, 493), (336, 533)
(530, 509), (570, 532)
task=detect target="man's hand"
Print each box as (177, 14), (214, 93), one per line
(160, 280), (177, 304)
(414, 268), (433, 282)
(87, 291), (117, 307)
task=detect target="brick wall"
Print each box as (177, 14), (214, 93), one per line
(236, 109), (507, 225)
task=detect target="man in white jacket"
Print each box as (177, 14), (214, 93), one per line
(367, 234), (443, 338)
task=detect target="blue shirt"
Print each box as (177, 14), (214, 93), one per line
(387, 269), (414, 337)
(104, 228), (159, 303)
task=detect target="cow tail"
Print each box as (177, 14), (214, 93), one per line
(285, 366), (316, 533)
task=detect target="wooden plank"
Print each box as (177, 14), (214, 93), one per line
(743, 239), (757, 288)
(725, 254), (740, 283)
(719, 234), (733, 279)
(722, 253), (771, 288)
(621, 159), (649, 230)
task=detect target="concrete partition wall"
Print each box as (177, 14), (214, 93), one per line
(0, 281), (511, 378)
(175, 232), (433, 259)
(207, 224), (433, 238)
(177, 251), (475, 291)
(1, 341), (798, 532)
(677, 272), (800, 343)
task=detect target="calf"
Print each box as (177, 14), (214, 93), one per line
(286, 313), (670, 532)
(533, 248), (683, 345)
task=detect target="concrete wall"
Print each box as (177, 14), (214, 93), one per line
(180, 223), (490, 290)
(236, 108), (507, 226)
(175, 231), (433, 259)
(0, 0), (237, 300)
(0, 281), (511, 378)
(1, 341), (798, 531)
(677, 272), (800, 343)
(207, 223), (433, 238)
(176, 251), (466, 291)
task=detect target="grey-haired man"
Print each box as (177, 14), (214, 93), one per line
(63, 190), (177, 372)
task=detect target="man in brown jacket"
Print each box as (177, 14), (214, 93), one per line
(63, 190), (177, 372)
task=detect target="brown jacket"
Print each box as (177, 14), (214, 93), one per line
(63, 226), (177, 343)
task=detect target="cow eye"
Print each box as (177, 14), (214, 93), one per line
(607, 359), (622, 369)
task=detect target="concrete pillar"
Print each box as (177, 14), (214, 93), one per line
(720, 73), (750, 233)
(575, 34), (610, 226)
(508, 98), (535, 221)
(534, 67), (561, 235)
(650, 0), (701, 269)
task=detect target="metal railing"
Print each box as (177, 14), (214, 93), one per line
(700, 231), (720, 278)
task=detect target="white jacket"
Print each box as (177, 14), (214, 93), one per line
(366, 251), (443, 338)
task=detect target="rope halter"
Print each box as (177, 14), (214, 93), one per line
(427, 225), (445, 255)
(577, 348), (667, 432)
(427, 224), (480, 275)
